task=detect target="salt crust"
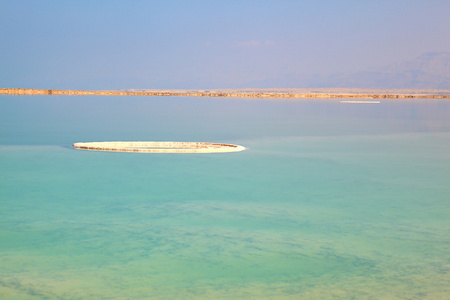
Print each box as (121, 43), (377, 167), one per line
(73, 141), (245, 153)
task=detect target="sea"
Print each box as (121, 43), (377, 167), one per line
(0, 95), (449, 299)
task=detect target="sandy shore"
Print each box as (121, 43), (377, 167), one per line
(2, 88), (450, 99)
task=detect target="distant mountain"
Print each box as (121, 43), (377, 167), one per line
(320, 52), (450, 89)
(248, 52), (450, 89)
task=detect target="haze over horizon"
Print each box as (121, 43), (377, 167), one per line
(1, 0), (449, 89)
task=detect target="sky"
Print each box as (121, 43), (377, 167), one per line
(1, 0), (450, 89)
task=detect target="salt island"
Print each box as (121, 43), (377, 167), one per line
(73, 141), (246, 153)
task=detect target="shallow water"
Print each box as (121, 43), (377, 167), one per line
(0, 96), (449, 299)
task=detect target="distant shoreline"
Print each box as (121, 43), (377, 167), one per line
(1, 88), (450, 99)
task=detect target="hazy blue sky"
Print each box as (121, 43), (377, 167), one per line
(1, 0), (449, 89)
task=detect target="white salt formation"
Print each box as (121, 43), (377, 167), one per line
(73, 141), (245, 153)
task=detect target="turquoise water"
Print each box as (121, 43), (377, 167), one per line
(0, 96), (449, 299)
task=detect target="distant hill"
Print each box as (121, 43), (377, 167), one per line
(249, 52), (450, 89)
(321, 52), (450, 89)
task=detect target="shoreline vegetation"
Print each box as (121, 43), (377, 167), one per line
(1, 88), (450, 99)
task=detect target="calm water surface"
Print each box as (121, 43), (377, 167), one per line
(0, 96), (449, 299)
